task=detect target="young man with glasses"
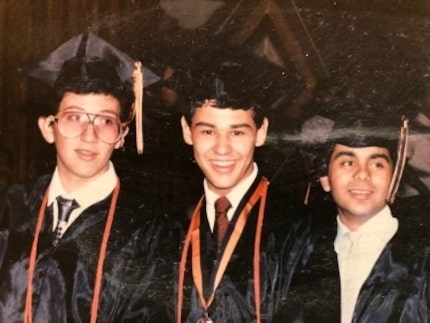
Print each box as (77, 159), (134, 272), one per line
(0, 32), (169, 322)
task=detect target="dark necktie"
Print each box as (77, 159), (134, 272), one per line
(214, 196), (231, 246)
(53, 196), (79, 247)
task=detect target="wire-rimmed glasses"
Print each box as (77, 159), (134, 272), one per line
(51, 111), (124, 144)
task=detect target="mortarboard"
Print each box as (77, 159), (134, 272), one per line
(166, 40), (288, 121)
(317, 99), (409, 204)
(325, 101), (399, 153)
(23, 32), (160, 88)
(187, 61), (266, 108)
(22, 31), (160, 154)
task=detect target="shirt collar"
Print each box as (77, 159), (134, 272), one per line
(204, 162), (258, 223)
(334, 205), (398, 253)
(48, 161), (118, 210)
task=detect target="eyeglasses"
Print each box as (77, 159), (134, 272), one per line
(52, 112), (124, 144)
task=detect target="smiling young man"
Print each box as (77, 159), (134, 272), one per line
(175, 59), (311, 323)
(38, 91), (127, 192)
(283, 100), (428, 323)
(320, 144), (394, 230)
(181, 101), (268, 196)
(320, 143), (398, 323)
(0, 32), (168, 322)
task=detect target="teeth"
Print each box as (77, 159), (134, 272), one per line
(213, 161), (234, 167)
(350, 189), (371, 194)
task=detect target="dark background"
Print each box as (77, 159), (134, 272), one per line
(1, 0), (430, 214)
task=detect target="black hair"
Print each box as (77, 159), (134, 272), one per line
(178, 61), (267, 129)
(49, 56), (135, 121)
(171, 36), (281, 130)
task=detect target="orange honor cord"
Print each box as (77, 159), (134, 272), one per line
(90, 179), (120, 323)
(176, 177), (268, 323)
(24, 188), (49, 323)
(176, 197), (204, 323)
(252, 181), (268, 323)
(24, 179), (120, 323)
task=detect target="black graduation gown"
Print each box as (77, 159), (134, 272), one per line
(279, 210), (429, 323)
(176, 174), (312, 323)
(0, 174), (172, 323)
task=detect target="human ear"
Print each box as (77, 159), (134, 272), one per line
(180, 116), (193, 146)
(255, 117), (269, 147)
(319, 176), (332, 192)
(38, 116), (55, 144)
(114, 126), (129, 149)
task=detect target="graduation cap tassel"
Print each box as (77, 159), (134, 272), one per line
(303, 181), (311, 205)
(386, 116), (409, 204)
(133, 61), (144, 154)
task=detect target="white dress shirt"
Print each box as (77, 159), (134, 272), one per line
(204, 163), (258, 232)
(48, 161), (118, 235)
(334, 205), (398, 323)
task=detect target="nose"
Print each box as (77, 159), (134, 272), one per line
(80, 121), (98, 143)
(354, 165), (370, 181)
(213, 134), (232, 155)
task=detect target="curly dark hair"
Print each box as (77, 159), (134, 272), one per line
(178, 61), (268, 129)
(172, 40), (277, 130)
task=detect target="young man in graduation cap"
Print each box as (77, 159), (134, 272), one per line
(282, 100), (428, 322)
(0, 32), (170, 322)
(175, 56), (311, 323)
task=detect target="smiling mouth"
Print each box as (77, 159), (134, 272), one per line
(349, 189), (373, 197)
(211, 160), (235, 172)
(76, 149), (97, 159)
(212, 160), (234, 167)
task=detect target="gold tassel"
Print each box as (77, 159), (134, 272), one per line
(303, 181), (311, 205)
(132, 61), (144, 154)
(386, 116), (409, 204)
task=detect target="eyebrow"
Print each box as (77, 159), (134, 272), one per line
(193, 122), (253, 129)
(62, 106), (119, 117)
(333, 150), (391, 163)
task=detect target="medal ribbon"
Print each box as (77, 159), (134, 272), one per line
(24, 178), (120, 323)
(176, 177), (268, 322)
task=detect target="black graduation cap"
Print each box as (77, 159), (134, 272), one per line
(165, 40), (288, 124)
(22, 31), (161, 154)
(314, 99), (409, 204)
(24, 31), (160, 88)
(193, 61), (264, 105)
(325, 101), (399, 154)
